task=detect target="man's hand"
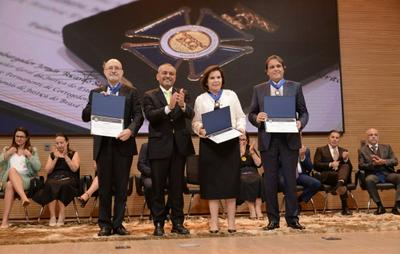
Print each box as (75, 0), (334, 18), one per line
(371, 155), (386, 165)
(342, 150), (349, 160)
(117, 129), (132, 141)
(299, 145), (306, 160)
(330, 161), (340, 170)
(296, 120), (302, 130)
(168, 93), (177, 110)
(256, 112), (268, 123)
(176, 89), (186, 108)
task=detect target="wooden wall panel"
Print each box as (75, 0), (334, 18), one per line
(1, 0), (400, 220)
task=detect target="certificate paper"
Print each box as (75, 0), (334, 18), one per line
(90, 115), (123, 138)
(265, 119), (298, 133)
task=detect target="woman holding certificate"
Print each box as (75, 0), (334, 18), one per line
(192, 65), (246, 233)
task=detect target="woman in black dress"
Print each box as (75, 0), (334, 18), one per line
(192, 65), (246, 233)
(238, 133), (264, 219)
(33, 133), (80, 226)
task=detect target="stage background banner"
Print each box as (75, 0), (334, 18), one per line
(0, 0), (343, 135)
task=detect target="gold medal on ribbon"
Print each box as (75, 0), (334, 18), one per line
(241, 156), (247, 161)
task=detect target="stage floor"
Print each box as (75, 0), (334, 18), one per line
(1, 231), (399, 254)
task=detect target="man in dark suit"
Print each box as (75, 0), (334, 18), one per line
(358, 128), (400, 215)
(248, 55), (308, 230)
(82, 59), (143, 236)
(143, 63), (195, 236)
(278, 145), (321, 213)
(295, 145), (321, 208)
(314, 130), (353, 215)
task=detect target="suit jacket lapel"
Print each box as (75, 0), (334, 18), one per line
(156, 87), (168, 106)
(324, 145), (334, 161)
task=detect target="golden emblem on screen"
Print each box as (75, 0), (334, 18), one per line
(169, 30), (211, 53)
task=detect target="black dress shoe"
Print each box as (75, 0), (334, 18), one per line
(171, 224), (190, 235)
(98, 227), (112, 236)
(113, 226), (129, 235)
(227, 229), (237, 233)
(391, 207), (400, 215)
(209, 229), (219, 234)
(374, 206), (386, 215)
(287, 221), (305, 230)
(263, 221), (280, 231)
(341, 208), (353, 216)
(153, 222), (165, 236)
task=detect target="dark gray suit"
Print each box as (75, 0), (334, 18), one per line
(82, 84), (143, 230)
(248, 80), (308, 224)
(359, 144), (400, 204)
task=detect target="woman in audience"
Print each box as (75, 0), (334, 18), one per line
(238, 133), (264, 219)
(0, 127), (41, 228)
(33, 133), (80, 226)
(192, 65), (246, 233)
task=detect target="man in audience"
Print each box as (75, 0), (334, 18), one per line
(313, 130), (353, 215)
(358, 128), (400, 215)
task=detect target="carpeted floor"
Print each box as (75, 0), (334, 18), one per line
(1, 212), (399, 245)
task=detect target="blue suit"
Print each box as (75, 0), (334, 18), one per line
(249, 80), (308, 224)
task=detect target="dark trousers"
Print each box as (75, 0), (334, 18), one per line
(97, 138), (132, 230)
(320, 164), (351, 207)
(365, 172), (400, 204)
(297, 174), (321, 203)
(150, 147), (186, 226)
(261, 134), (299, 224)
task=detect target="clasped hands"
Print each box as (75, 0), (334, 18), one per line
(168, 88), (186, 110)
(371, 154), (386, 166)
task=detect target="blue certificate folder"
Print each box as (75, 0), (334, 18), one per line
(263, 96), (295, 119)
(91, 93), (125, 118)
(201, 106), (242, 143)
(90, 93), (125, 137)
(202, 106), (232, 135)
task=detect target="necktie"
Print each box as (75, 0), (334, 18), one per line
(333, 148), (339, 161)
(372, 145), (378, 154)
(164, 90), (172, 104)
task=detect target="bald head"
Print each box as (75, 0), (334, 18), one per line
(103, 58), (123, 85)
(366, 128), (379, 145)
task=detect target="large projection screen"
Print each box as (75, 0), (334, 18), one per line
(0, 0), (343, 135)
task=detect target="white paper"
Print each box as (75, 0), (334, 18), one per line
(265, 119), (298, 133)
(90, 115), (123, 138)
(208, 128), (242, 144)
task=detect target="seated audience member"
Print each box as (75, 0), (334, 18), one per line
(77, 161), (98, 208)
(137, 142), (171, 219)
(0, 127), (41, 228)
(358, 128), (400, 215)
(33, 133), (80, 226)
(238, 134), (264, 219)
(313, 130), (353, 215)
(279, 144), (321, 212)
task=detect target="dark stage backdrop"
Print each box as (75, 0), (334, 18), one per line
(0, 0), (343, 135)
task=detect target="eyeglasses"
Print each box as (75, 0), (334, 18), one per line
(105, 66), (122, 71)
(15, 135), (26, 139)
